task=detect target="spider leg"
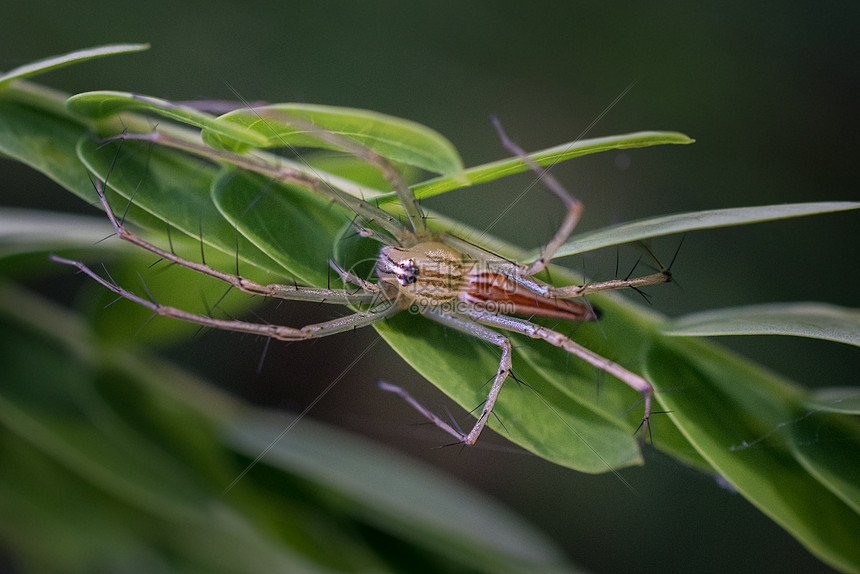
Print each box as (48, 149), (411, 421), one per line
(87, 172), (379, 305)
(50, 255), (401, 341)
(458, 306), (653, 444)
(549, 269), (671, 299)
(270, 113), (427, 237)
(107, 131), (409, 241)
(328, 260), (382, 294)
(377, 381), (466, 442)
(492, 118), (673, 297)
(491, 116), (582, 276)
(380, 307), (513, 445)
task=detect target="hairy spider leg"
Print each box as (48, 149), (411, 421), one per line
(105, 130), (413, 243)
(414, 307), (514, 445)
(51, 254), (401, 340)
(52, 135), (407, 342)
(458, 305), (653, 444)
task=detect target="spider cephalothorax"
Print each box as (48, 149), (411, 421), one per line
(377, 241), (468, 304)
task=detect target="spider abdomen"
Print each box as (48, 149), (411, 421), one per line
(462, 269), (596, 321)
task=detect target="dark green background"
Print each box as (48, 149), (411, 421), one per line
(2, 2), (857, 572)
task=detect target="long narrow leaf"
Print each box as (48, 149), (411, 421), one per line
(534, 202), (860, 261)
(790, 414), (860, 515)
(228, 414), (577, 573)
(663, 302), (860, 347)
(646, 342), (860, 574)
(0, 44), (149, 87)
(0, 209), (114, 257)
(407, 131), (694, 200)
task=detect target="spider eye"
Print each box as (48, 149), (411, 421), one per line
(395, 258), (419, 286)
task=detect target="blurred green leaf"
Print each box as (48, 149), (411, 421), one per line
(229, 413), (578, 573)
(664, 302), (860, 346)
(0, 209), (114, 258)
(0, 44), (149, 87)
(0, 281), (580, 573)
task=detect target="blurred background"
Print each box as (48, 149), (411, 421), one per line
(2, 1), (858, 572)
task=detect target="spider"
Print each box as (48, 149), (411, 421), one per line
(52, 112), (671, 447)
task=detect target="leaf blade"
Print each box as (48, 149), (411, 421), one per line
(663, 302), (860, 347)
(409, 130), (694, 200)
(539, 201), (860, 260)
(806, 387), (860, 415)
(0, 44), (149, 87)
(203, 103), (466, 177)
(646, 342), (860, 574)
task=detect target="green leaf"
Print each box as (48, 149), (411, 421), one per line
(375, 312), (645, 471)
(664, 302), (860, 346)
(228, 413), (579, 574)
(202, 103), (466, 177)
(538, 201), (860, 261)
(646, 342), (860, 574)
(66, 91), (269, 147)
(504, 304), (714, 473)
(408, 130), (694, 200)
(0, 44), (149, 87)
(74, 136), (283, 276)
(0, 282), (580, 573)
(0, 97), (166, 232)
(0, 208), (114, 259)
(0, 99), (96, 198)
(211, 169), (351, 287)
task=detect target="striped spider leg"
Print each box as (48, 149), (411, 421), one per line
(54, 111), (669, 448)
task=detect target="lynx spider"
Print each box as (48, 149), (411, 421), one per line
(52, 112), (671, 447)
